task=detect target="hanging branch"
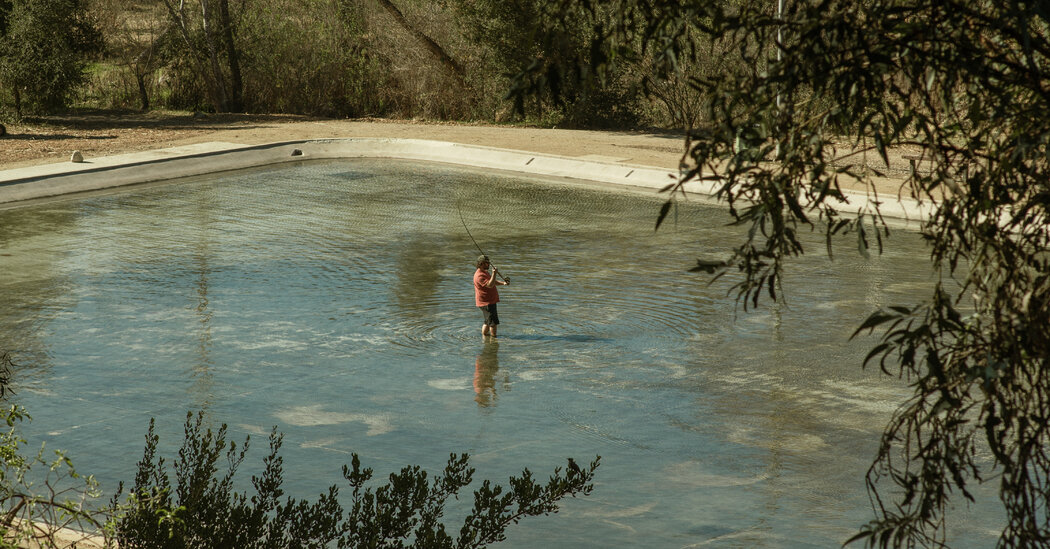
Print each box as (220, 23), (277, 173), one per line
(374, 0), (466, 84)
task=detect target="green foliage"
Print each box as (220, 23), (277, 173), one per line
(60, 0), (700, 124)
(113, 411), (599, 549)
(235, 0), (388, 116)
(0, 0), (103, 115)
(155, 0), (243, 113)
(145, 0), (428, 117)
(517, 0), (1050, 546)
(475, 0), (649, 127)
(111, 412), (344, 548)
(0, 352), (109, 548)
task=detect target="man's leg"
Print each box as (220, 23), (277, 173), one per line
(481, 305), (491, 336)
(488, 304), (500, 338)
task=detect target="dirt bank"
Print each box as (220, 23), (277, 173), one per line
(0, 112), (688, 172)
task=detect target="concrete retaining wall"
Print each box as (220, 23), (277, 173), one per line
(0, 138), (931, 225)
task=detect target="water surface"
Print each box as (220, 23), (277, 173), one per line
(0, 159), (999, 547)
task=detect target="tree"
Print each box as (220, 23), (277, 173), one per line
(112, 411), (600, 548)
(516, 0), (1050, 546)
(94, 0), (170, 111)
(460, 0), (646, 126)
(0, 0), (102, 115)
(160, 0), (244, 112)
(228, 0), (388, 117)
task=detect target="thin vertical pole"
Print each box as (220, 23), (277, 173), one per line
(775, 0), (784, 160)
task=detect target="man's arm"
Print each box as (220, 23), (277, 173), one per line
(485, 268), (508, 287)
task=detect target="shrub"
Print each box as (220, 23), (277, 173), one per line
(0, 0), (103, 115)
(0, 352), (108, 548)
(112, 411), (599, 549)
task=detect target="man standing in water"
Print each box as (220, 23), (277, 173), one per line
(474, 255), (509, 338)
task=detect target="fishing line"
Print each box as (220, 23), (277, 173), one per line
(457, 202), (508, 282)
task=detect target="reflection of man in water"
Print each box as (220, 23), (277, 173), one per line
(473, 255), (509, 338)
(473, 342), (500, 407)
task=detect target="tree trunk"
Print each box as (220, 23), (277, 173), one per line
(136, 72), (150, 111)
(217, 0), (242, 112)
(199, 0), (231, 110)
(374, 0), (465, 84)
(162, 0), (225, 111)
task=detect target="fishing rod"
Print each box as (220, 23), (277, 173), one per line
(457, 203), (508, 283)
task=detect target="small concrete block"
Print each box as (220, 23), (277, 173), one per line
(70, 150), (84, 163)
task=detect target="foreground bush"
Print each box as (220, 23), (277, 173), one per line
(111, 411), (599, 549)
(0, 352), (106, 548)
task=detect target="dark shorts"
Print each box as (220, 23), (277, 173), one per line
(479, 303), (499, 325)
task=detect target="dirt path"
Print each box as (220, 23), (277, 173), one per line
(0, 112), (688, 171)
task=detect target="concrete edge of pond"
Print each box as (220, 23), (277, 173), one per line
(0, 137), (931, 227)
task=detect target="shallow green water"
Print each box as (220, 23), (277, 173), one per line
(0, 159), (999, 547)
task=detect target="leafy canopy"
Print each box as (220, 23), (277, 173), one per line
(515, 0), (1050, 546)
(112, 411), (600, 549)
(0, 0), (102, 115)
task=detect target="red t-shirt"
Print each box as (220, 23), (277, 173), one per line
(474, 268), (499, 306)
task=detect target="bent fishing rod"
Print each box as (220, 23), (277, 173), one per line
(458, 204), (509, 283)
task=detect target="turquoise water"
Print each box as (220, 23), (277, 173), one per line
(0, 159), (999, 546)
